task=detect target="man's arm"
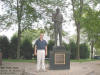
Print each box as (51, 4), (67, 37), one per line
(34, 45), (37, 56)
(52, 13), (57, 22)
(45, 46), (47, 56)
(52, 13), (55, 21)
(61, 14), (63, 23)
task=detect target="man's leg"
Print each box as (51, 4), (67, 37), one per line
(55, 30), (58, 46)
(41, 50), (46, 71)
(59, 24), (62, 46)
(54, 23), (58, 46)
(37, 50), (41, 71)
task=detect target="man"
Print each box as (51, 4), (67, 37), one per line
(34, 33), (47, 72)
(52, 8), (63, 46)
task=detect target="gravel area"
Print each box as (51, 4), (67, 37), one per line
(0, 61), (100, 75)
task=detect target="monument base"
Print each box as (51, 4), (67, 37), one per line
(49, 46), (70, 70)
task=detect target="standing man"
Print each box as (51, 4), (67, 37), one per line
(34, 33), (47, 72)
(52, 8), (63, 46)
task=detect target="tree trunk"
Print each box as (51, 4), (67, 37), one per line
(76, 23), (80, 59)
(16, 0), (23, 59)
(71, 0), (83, 59)
(91, 41), (94, 59)
(17, 22), (21, 59)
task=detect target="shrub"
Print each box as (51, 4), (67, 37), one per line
(80, 43), (90, 59)
(9, 35), (18, 59)
(69, 41), (77, 59)
(47, 40), (55, 58)
(21, 39), (33, 59)
(0, 36), (10, 58)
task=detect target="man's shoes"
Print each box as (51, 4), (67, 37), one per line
(36, 70), (40, 73)
(36, 69), (47, 72)
(42, 69), (47, 72)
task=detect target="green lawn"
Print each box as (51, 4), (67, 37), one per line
(71, 59), (97, 62)
(2, 59), (36, 63)
(2, 59), (48, 63)
(2, 58), (98, 63)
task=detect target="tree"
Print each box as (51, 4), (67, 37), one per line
(71, 0), (83, 59)
(81, 6), (100, 58)
(1, 0), (39, 59)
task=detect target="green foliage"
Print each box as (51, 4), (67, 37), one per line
(9, 35), (18, 59)
(48, 40), (55, 51)
(80, 43), (90, 59)
(1, 0), (66, 31)
(69, 41), (77, 59)
(69, 41), (90, 59)
(0, 36), (10, 58)
(81, 7), (100, 37)
(81, 6), (100, 56)
(48, 40), (90, 59)
(1, 0), (39, 32)
(10, 29), (41, 59)
(63, 42), (70, 51)
(47, 40), (54, 57)
(94, 37), (100, 55)
(21, 38), (33, 59)
(21, 29), (40, 44)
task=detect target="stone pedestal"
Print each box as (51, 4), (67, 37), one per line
(0, 52), (2, 65)
(49, 46), (70, 70)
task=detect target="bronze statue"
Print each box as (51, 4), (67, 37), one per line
(52, 8), (63, 46)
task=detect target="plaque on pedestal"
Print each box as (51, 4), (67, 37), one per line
(49, 46), (70, 70)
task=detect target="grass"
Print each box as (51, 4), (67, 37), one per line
(2, 58), (49, 63)
(3, 59), (96, 63)
(71, 59), (97, 62)
(2, 58), (98, 63)
(2, 59), (36, 63)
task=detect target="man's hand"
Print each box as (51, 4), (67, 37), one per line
(34, 52), (37, 56)
(34, 45), (37, 56)
(45, 52), (47, 56)
(45, 46), (47, 56)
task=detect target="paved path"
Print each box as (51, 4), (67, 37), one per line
(0, 61), (100, 75)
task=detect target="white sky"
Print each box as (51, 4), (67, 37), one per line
(0, 0), (76, 40)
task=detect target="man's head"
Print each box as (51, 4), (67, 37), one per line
(40, 33), (44, 40)
(56, 8), (60, 13)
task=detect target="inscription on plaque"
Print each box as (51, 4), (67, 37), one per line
(55, 53), (65, 64)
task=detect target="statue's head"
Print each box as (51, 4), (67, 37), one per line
(56, 8), (60, 13)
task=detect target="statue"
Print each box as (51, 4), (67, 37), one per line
(50, 8), (70, 70)
(52, 8), (63, 46)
